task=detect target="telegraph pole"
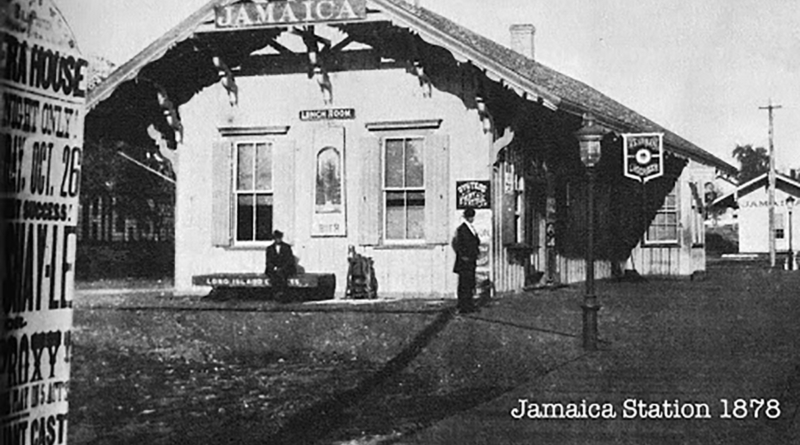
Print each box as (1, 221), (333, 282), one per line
(759, 99), (781, 268)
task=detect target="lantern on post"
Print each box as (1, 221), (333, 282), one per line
(576, 114), (604, 168)
(574, 113), (605, 351)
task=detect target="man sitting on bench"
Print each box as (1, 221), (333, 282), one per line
(265, 230), (296, 301)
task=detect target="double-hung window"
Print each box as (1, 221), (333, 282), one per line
(358, 124), (448, 247)
(501, 162), (528, 246)
(645, 186), (678, 244)
(776, 214), (785, 239)
(383, 137), (425, 241)
(234, 141), (273, 243)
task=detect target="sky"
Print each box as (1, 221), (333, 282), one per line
(58, 0), (800, 171)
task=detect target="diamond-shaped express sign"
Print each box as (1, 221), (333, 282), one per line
(623, 133), (664, 183)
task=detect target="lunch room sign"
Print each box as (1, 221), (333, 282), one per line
(215, 0), (367, 29)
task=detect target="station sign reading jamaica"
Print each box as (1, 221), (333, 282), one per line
(216, 0), (367, 29)
(622, 133), (664, 183)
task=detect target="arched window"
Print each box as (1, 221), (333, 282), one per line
(315, 146), (342, 213)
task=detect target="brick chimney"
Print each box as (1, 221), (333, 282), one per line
(510, 24), (536, 60)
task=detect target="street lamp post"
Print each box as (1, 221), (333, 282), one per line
(574, 114), (605, 351)
(788, 196), (795, 270)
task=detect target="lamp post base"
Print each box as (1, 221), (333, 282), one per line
(582, 300), (601, 351)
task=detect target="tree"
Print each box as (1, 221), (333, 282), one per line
(732, 144), (769, 183)
(703, 181), (727, 225)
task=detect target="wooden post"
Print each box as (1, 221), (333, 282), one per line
(759, 100), (782, 268)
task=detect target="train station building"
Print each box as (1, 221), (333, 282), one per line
(86, 0), (736, 297)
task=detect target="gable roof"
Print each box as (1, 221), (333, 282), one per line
(710, 172), (800, 208)
(87, 0), (736, 175)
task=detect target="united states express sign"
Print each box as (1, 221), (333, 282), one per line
(622, 133), (664, 183)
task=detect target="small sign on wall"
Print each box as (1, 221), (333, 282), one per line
(456, 180), (491, 210)
(623, 133), (664, 183)
(300, 108), (356, 121)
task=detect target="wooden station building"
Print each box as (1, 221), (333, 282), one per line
(711, 172), (800, 256)
(86, 0), (736, 298)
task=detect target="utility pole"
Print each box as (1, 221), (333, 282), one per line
(759, 99), (782, 268)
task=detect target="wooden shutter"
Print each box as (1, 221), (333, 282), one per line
(273, 139), (296, 240)
(425, 134), (450, 244)
(211, 139), (232, 247)
(502, 165), (516, 245)
(359, 136), (381, 245)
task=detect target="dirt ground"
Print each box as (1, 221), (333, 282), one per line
(68, 295), (580, 445)
(69, 262), (800, 444)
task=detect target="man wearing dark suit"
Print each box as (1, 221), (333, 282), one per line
(265, 230), (296, 301)
(452, 208), (480, 314)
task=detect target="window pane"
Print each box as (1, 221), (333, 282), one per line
(237, 143), (254, 191)
(316, 147), (342, 207)
(665, 193), (677, 208)
(255, 142), (272, 191)
(385, 139), (404, 188)
(236, 194), (254, 241)
(664, 226), (677, 240)
(405, 138), (424, 188)
(255, 194), (274, 241)
(407, 191), (425, 239)
(386, 191), (405, 239)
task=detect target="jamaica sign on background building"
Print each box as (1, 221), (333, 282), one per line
(622, 133), (664, 183)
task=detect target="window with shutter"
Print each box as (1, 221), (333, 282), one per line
(776, 213), (785, 239)
(501, 163), (526, 246)
(645, 184), (679, 244)
(234, 141), (274, 243)
(213, 127), (293, 247)
(424, 134), (449, 244)
(211, 140), (232, 246)
(360, 128), (449, 246)
(359, 136), (381, 246)
(273, 138), (296, 239)
(383, 136), (426, 242)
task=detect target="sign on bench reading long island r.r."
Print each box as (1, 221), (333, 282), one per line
(193, 273), (337, 301)
(194, 273), (320, 288)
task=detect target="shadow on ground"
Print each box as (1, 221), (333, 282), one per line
(70, 297), (581, 445)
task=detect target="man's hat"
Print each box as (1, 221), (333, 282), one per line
(463, 208), (475, 218)
(273, 230), (284, 239)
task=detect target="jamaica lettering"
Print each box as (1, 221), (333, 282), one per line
(2, 32), (88, 99)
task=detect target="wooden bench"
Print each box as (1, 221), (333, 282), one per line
(193, 273), (336, 302)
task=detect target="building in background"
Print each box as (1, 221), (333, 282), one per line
(76, 140), (175, 279)
(710, 172), (800, 258)
(85, 0), (735, 297)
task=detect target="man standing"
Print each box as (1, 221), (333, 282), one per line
(452, 208), (480, 313)
(265, 230), (296, 301)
